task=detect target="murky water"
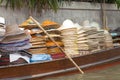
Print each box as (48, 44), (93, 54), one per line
(45, 64), (120, 80)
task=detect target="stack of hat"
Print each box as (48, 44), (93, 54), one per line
(104, 30), (113, 48)
(19, 17), (47, 54)
(77, 21), (105, 54)
(41, 20), (63, 54)
(19, 17), (39, 29)
(28, 36), (47, 53)
(0, 17), (6, 41)
(58, 19), (79, 56)
(0, 24), (32, 52)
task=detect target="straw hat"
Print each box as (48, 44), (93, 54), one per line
(28, 48), (48, 54)
(0, 43), (32, 52)
(41, 20), (59, 27)
(41, 20), (60, 30)
(0, 28), (5, 40)
(0, 17), (5, 25)
(0, 28), (5, 41)
(19, 18), (38, 29)
(5, 24), (25, 36)
(46, 41), (63, 47)
(40, 29), (61, 36)
(58, 19), (76, 30)
(0, 33), (31, 43)
(47, 46), (63, 54)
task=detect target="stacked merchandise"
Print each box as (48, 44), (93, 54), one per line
(29, 36), (47, 53)
(76, 23), (106, 55)
(58, 19), (79, 56)
(19, 18), (47, 54)
(77, 21), (113, 55)
(110, 28), (120, 47)
(0, 17), (8, 66)
(77, 28), (99, 54)
(41, 20), (64, 56)
(104, 30), (113, 48)
(0, 17), (6, 41)
(77, 21), (106, 55)
(0, 24), (32, 65)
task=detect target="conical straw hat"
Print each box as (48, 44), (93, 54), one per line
(19, 17), (38, 29)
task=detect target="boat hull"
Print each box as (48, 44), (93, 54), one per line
(0, 47), (120, 79)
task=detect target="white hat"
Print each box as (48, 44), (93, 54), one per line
(58, 19), (76, 30)
(83, 20), (91, 28)
(90, 22), (100, 30)
(0, 17), (5, 24)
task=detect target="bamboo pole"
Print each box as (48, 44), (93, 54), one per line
(30, 16), (84, 74)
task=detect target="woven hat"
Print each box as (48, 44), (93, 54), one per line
(46, 41), (63, 47)
(58, 19), (76, 30)
(0, 33), (31, 43)
(41, 20), (59, 30)
(5, 24), (25, 36)
(41, 20), (58, 27)
(0, 28), (5, 41)
(19, 17), (39, 29)
(0, 43), (32, 52)
(0, 17), (5, 25)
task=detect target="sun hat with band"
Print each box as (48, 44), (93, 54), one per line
(5, 24), (25, 37)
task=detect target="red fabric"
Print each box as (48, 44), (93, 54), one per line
(0, 55), (9, 66)
(51, 53), (65, 59)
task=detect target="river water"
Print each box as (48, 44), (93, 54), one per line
(45, 64), (120, 80)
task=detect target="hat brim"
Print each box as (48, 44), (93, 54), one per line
(1, 33), (31, 43)
(5, 30), (25, 37)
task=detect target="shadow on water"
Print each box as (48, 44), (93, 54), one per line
(45, 64), (120, 80)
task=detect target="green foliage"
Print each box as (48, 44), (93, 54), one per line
(0, 0), (120, 13)
(0, 0), (70, 13)
(116, 0), (120, 8)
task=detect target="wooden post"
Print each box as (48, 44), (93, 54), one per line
(101, 0), (109, 30)
(30, 16), (84, 74)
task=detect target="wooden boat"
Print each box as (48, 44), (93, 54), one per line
(0, 47), (120, 80)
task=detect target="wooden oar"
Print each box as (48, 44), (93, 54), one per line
(30, 16), (84, 74)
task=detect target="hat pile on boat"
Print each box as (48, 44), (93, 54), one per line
(41, 20), (64, 54)
(29, 36), (47, 53)
(58, 19), (79, 56)
(0, 24), (32, 53)
(104, 30), (113, 48)
(19, 18), (47, 54)
(77, 21), (102, 53)
(77, 20), (113, 54)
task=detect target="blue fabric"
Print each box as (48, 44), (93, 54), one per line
(30, 54), (52, 62)
(110, 33), (117, 37)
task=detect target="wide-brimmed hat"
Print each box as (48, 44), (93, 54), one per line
(40, 29), (61, 36)
(0, 28), (5, 40)
(58, 19), (76, 31)
(0, 33), (31, 43)
(0, 43), (32, 52)
(5, 24), (25, 36)
(46, 41), (63, 47)
(19, 18), (39, 29)
(41, 20), (59, 27)
(0, 17), (5, 25)
(28, 47), (48, 54)
(41, 20), (60, 30)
